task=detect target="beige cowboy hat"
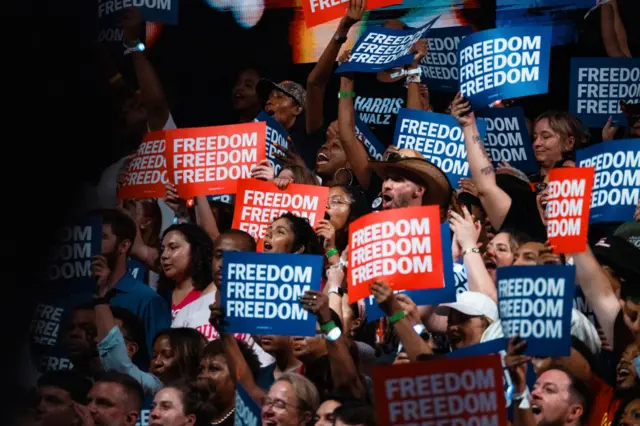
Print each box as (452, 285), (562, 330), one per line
(368, 148), (453, 210)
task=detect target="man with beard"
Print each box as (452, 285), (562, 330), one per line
(92, 209), (170, 367)
(83, 372), (144, 426)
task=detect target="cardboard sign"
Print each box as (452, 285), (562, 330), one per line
(569, 57), (640, 128)
(254, 111), (290, 176)
(372, 355), (507, 426)
(498, 265), (576, 357)
(355, 116), (385, 161)
(420, 26), (474, 92)
(336, 17), (439, 74)
(165, 122), (267, 199)
(546, 167), (595, 254)
(231, 179), (329, 240)
(459, 26), (552, 108)
(221, 252), (322, 336)
(301, 0), (401, 28)
(576, 139), (640, 223)
(393, 108), (488, 188)
(364, 222), (456, 322)
(348, 206), (444, 303)
(476, 107), (538, 174)
(118, 131), (169, 200)
(235, 383), (261, 426)
(97, 0), (178, 25)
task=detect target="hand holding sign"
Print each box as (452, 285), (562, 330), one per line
(370, 280), (402, 317)
(300, 291), (332, 324)
(164, 182), (185, 213)
(250, 160), (276, 182)
(449, 206), (480, 252)
(450, 92), (475, 128)
(208, 288), (228, 335)
(340, 0), (365, 29)
(91, 255), (111, 297)
(410, 39), (428, 66)
(602, 116), (619, 142)
(504, 336), (530, 392)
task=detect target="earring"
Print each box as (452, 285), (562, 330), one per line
(334, 167), (354, 186)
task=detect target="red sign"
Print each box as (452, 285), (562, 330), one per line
(301, 0), (401, 28)
(372, 355), (506, 426)
(118, 131), (168, 199)
(165, 122), (266, 199)
(232, 179), (329, 240)
(546, 167), (594, 254)
(347, 206), (443, 303)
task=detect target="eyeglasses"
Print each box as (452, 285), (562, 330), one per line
(261, 397), (299, 411)
(327, 195), (351, 207)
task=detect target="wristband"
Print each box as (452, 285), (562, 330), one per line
(328, 287), (344, 297)
(413, 324), (426, 335)
(462, 247), (480, 256)
(326, 248), (339, 257)
(124, 41), (145, 55)
(388, 311), (405, 324)
(109, 73), (123, 85)
(320, 321), (337, 332)
(338, 91), (355, 99)
(325, 326), (342, 341)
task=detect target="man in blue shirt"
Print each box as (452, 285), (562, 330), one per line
(93, 209), (170, 368)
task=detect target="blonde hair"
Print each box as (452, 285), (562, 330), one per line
(275, 373), (320, 415)
(534, 111), (590, 152)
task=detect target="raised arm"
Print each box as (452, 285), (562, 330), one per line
(122, 7), (170, 131)
(194, 196), (220, 241)
(450, 93), (512, 229)
(306, 0), (364, 134)
(406, 40), (427, 111)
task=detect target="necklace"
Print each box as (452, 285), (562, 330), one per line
(211, 407), (235, 425)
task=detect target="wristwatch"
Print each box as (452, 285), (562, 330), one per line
(327, 287), (344, 297)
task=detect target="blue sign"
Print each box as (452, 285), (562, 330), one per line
(254, 111), (289, 176)
(458, 26), (552, 108)
(497, 265), (576, 357)
(336, 16), (440, 74)
(569, 57), (640, 128)
(420, 26), (474, 92)
(221, 252), (322, 336)
(97, 0), (178, 25)
(355, 116), (385, 161)
(393, 108), (488, 188)
(135, 397), (153, 426)
(453, 262), (469, 294)
(576, 139), (640, 223)
(365, 223), (456, 322)
(476, 107), (538, 174)
(235, 383), (261, 426)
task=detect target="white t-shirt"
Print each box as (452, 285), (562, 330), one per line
(172, 291), (275, 367)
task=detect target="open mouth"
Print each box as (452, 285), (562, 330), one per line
(531, 405), (542, 415)
(381, 194), (393, 209)
(263, 241), (273, 252)
(316, 152), (330, 165)
(484, 259), (497, 270)
(263, 419), (277, 426)
(616, 367), (631, 384)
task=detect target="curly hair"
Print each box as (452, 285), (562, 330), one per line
(329, 184), (371, 251)
(276, 213), (323, 255)
(158, 223), (214, 292)
(202, 338), (261, 380)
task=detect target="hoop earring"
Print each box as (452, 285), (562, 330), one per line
(334, 167), (354, 186)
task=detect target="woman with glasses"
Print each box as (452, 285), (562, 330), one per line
(261, 373), (320, 426)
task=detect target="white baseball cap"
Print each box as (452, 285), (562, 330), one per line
(436, 291), (499, 323)
(571, 309), (601, 355)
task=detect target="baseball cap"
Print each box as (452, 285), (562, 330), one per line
(435, 291), (499, 322)
(257, 79), (306, 109)
(592, 221), (640, 292)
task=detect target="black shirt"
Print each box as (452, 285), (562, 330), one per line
(287, 113), (326, 171)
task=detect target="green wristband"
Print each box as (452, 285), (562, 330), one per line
(338, 91), (355, 99)
(320, 321), (337, 332)
(326, 248), (339, 258)
(388, 311), (406, 324)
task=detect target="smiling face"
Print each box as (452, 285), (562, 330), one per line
(262, 381), (304, 426)
(263, 218), (300, 254)
(160, 230), (192, 282)
(232, 69), (260, 112)
(381, 173), (425, 210)
(616, 343), (640, 393)
(315, 123), (348, 179)
(446, 310), (488, 350)
(532, 118), (573, 169)
(149, 387), (194, 426)
(483, 232), (516, 282)
(530, 369), (583, 426)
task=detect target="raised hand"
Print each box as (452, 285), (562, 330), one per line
(450, 92), (475, 128)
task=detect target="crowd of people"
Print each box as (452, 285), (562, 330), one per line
(21, 1), (640, 426)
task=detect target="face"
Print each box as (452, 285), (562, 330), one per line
(160, 231), (192, 281)
(259, 335), (293, 354)
(314, 400), (341, 426)
(381, 174), (424, 210)
(65, 309), (97, 360)
(532, 118), (571, 168)
(35, 386), (77, 426)
(513, 242), (545, 266)
(232, 69), (260, 112)
(198, 355), (234, 407)
(150, 335), (178, 382)
(446, 310), (488, 350)
(325, 187), (352, 232)
(530, 369), (582, 426)
(263, 218), (300, 254)
(292, 325), (327, 362)
(88, 382), (138, 426)
(149, 388), (194, 426)
(617, 343), (640, 391)
(262, 381), (305, 426)
(483, 233), (515, 282)
(619, 399), (640, 426)
(102, 224), (124, 269)
(213, 234), (254, 287)
(315, 128), (348, 178)
(265, 90), (301, 128)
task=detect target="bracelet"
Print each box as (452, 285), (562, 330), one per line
(338, 91), (355, 99)
(405, 74), (421, 85)
(326, 248), (339, 257)
(124, 41), (145, 55)
(109, 73), (123, 85)
(413, 324), (426, 335)
(388, 311), (405, 324)
(320, 321), (337, 332)
(462, 247), (480, 256)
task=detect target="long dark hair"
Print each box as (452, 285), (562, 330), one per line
(276, 213), (323, 255)
(152, 327), (206, 384)
(157, 223), (214, 293)
(329, 184), (371, 250)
